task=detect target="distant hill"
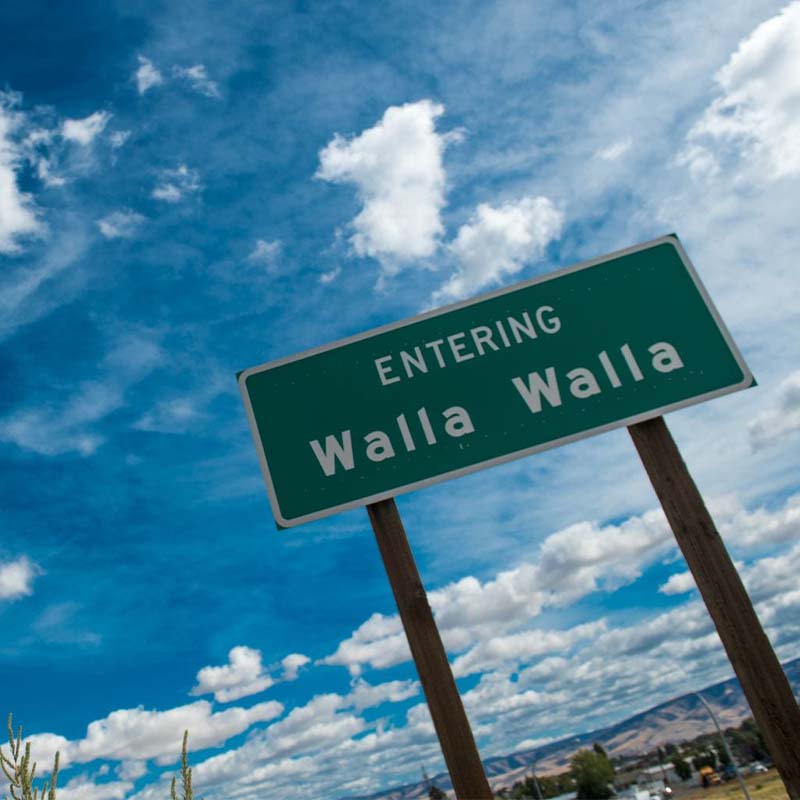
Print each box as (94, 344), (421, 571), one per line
(344, 657), (800, 800)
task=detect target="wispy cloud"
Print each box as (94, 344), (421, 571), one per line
(97, 209), (146, 239)
(173, 64), (221, 98)
(151, 164), (201, 203)
(0, 224), (91, 341)
(134, 56), (163, 95)
(319, 266), (341, 285)
(247, 238), (281, 266)
(0, 331), (163, 456)
(595, 138), (632, 161)
(61, 111), (112, 146)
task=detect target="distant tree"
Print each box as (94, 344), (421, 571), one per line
(428, 785), (447, 800)
(593, 742), (611, 763)
(663, 742), (678, 756)
(571, 748), (615, 800)
(672, 757), (692, 781)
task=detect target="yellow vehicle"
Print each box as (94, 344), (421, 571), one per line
(699, 766), (722, 786)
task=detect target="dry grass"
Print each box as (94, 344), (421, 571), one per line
(677, 770), (788, 800)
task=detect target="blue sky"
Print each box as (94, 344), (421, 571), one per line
(1, 1), (800, 798)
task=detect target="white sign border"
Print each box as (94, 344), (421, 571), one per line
(239, 234), (754, 528)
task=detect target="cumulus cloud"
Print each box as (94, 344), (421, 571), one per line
(135, 56), (163, 95)
(748, 370), (800, 450)
(173, 64), (221, 98)
(28, 699), (284, 770)
(345, 678), (419, 711)
(680, 1), (800, 180)
(0, 95), (41, 253)
(61, 111), (112, 146)
(0, 555), (41, 600)
(57, 775), (133, 800)
(431, 196), (564, 305)
(322, 493), (800, 679)
(193, 646), (275, 703)
(317, 100), (458, 273)
(280, 653), (311, 681)
(452, 620), (607, 677)
(716, 492), (800, 548)
(152, 165), (201, 203)
(192, 647), (311, 703)
(324, 506), (672, 675)
(72, 534), (800, 800)
(658, 570), (696, 595)
(97, 210), (146, 239)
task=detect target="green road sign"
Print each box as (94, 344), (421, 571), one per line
(239, 235), (753, 527)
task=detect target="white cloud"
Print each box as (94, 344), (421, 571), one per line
(452, 620), (606, 677)
(0, 95), (41, 253)
(193, 646), (275, 703)
(27, 699), (284, 769)
(173, 64), (221, 98)
(0, 332), (163, 456)
(317, 99), (457, 272)
(152, 165), (201, 203)
(345, 678), (419, 711)
(116, 760), (147, 780)
(109, 130), (131, 149)
(319, 266), (341, 285)
(324, 505), (672, 675)
(717, 493), (800, 549)
(97, 210), (146, 239)
(135, 56), (163, 95)
(49, 536), (800, 800)
(247, 239), (281, 266)
(280, 653), (311, 681)
(321, 613), (407, 675)
(658, 570), (696, 595)
(0, 556), (41, 600)
(192, 647), (311, 703)
(0, 225), (91, 341)
(680, 1), (800, 180)
(595, 138), (632, 161)
(322, 493), (800, 680)
(57, 775), (132, 800)
(61, 111), (112, 146)
(748, 370), (800, 450)
(134, 398), (205, 434)
(432, 196), (564, 304)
